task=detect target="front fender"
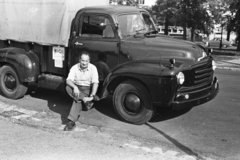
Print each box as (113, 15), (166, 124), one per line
(0, 47), (40, 82)
(100, 60), (174, 103)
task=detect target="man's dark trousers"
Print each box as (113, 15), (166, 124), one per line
(66, 85), (90, 122)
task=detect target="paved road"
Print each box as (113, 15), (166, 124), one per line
(1, 117), (175, 160)
(0, 69), (239, 160)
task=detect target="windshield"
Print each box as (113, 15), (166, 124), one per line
(117, 13), (156, 37)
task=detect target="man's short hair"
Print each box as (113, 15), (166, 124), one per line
(79, 52), (91, 60)
(98, 53), (107, 60)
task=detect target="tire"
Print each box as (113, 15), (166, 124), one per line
(113, 80), (155, 125)
(0, 65), (28, 99)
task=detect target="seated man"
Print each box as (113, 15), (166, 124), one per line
(64, 52), (99, 131)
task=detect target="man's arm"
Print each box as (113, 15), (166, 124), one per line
(90, 83), (99, 97)
(82, 83), (98, 102)
(66, 79), (80, 98)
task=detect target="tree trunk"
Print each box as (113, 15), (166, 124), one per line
(183, 23), (187, 40)
(237, 34), (240, 51)
(164, 14), (169, 35)
(191, 27), (195, 42)
(219, 25), (224, 49)
(226, 29), (231, 41)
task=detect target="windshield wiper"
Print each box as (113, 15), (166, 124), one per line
(133, 29), (158, 38)
(133, 28), (147, 38)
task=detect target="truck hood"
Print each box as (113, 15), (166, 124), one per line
(122, 34), (207, 66)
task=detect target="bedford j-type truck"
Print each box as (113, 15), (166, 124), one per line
(0, 0), (219, 124)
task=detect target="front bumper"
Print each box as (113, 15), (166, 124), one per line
(172, 77), (219, 110)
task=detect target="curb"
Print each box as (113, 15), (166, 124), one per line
(216, 67), (240, 71)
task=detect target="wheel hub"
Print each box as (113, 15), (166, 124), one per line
(124, 93), (141, 113)
(4, 74), (17, 91)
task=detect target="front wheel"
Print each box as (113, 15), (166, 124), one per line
(113, 80), (155, 125)
(0, 65), (28, 99)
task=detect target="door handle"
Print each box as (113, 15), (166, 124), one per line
(75, 42), (83, 46)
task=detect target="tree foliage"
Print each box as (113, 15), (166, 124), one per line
(178, 0), (211, 40)
(152, 0), (179, 35)
(230, 0), (240, 50)
(152, 0), (211, 41)
(152, 0), (238, 45)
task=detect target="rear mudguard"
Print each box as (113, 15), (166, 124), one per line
(0, 47), (40, 82)
(100, 60), (178, 105)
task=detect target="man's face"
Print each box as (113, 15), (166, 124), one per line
(79, 54), (90, 69)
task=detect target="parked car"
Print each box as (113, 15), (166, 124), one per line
(232, 38), (239, 46)
(208, 38), (232, 48)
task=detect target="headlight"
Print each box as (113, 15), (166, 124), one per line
(212, 60), (217, 70)
(176, 72), (185, 85)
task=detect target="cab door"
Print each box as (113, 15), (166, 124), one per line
(70, 14), (120, 70)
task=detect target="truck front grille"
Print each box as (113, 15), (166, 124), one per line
(194, 61), (213, 85)
(179, 59), (213, 92)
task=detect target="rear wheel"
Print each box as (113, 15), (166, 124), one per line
(0, 65), (28, 99)
(113, 80), (155, 125)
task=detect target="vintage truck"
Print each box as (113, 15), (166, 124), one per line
(0, 0), (219, 125)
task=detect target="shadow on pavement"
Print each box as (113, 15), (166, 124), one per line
(94, 96), (192, 123)
(145, 123), (206, 160)
(26, 83), (192, 124)
(150, 107), (192, 123)
(27, 86), (120, 124)
(27, 84), (72, 124)
(93, 96), (121, 121)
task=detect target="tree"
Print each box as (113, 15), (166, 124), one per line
(208, 0), (235, 48)
(230, 0), (240, 50)
(152, 0), (179, 35)
(181, 0), (210, 41)
(153, 0), (211, 41)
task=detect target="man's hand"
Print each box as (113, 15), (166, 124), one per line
(83, 96), (93, 103)
(73, 86), (80, 99)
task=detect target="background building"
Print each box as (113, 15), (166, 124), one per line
(138, 0), (155, 7)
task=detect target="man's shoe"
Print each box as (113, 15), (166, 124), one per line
(63, 120), (76, 131)
(84, 101), (94, 110)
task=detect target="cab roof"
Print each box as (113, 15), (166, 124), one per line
(79, 5), (147, 16)
(71, 5), (149, 37)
